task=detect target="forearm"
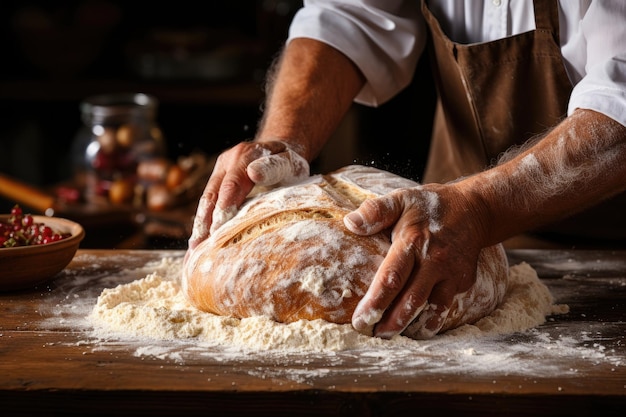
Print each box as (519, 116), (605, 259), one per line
(461, 109), (626, 245)
(255, 38), (366, 161)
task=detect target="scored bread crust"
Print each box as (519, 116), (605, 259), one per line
(182, 165), (509, 337)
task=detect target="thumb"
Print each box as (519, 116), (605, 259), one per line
(247, 148), (309, 186)
(344, 194), (403, 236)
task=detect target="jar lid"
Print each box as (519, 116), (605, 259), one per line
(80, 93), (158, 119)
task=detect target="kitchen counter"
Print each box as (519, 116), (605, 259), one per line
(1, 249), (624, 416)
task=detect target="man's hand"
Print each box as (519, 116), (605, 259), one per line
(344, 183), (486, 339)
(188, 140), (309, 250)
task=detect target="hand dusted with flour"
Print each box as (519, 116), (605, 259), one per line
(339, 111), (626, 340)
(188, 140), (310, 249)
(182, 165), (509, 339)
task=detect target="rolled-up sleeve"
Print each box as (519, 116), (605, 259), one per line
(287, 0), (426, 106)
(567, 1), (626, 127)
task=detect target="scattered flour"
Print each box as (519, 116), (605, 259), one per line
(88, 258), (566, 352)
(35, 252), (624, 384)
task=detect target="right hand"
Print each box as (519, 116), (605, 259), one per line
(344, 183), (487, 339)
(187, 140), (309, 250)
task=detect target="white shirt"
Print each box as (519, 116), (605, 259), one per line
(288, 0), (626, 127)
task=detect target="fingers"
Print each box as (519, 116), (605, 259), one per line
(187, 187), (215, 250)
(188, 164), (229, 250)
(247, 147), (310, 186)
(189, 166), (250, 249)
(351, 234), (426, 336)
(346, 188), (467, 339)
(401, 282), (454, 340)
(188, 140), (310, 250)
(188, 143), (268, 249)
(344, 193), (403, 236)
(352, 208), (435, 338)
(211, 142), (309, 234)
(350, 192), (432, 337)
(209, 172), (251, 235)
(353, 240), (457, 339)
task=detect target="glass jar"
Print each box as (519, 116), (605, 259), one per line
(72, 93), (166, 202)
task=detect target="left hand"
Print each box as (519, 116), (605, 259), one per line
(344, 183), (488, 339)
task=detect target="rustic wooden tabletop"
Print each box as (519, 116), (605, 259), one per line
(1, 249), (624, 416)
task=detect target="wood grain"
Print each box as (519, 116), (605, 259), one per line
(0, 249), (624, 416)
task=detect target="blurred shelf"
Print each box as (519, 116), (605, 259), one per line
(0, 78), (265, 105)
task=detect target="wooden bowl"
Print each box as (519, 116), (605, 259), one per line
(0, 215), (85, 291)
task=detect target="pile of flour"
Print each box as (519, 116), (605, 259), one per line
(88, 258), (568, 352)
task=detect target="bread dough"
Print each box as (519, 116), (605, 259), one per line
(182, 165), (509, 338)
(89, 258), (566, 353)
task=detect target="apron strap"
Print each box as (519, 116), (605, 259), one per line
(533, 0), (561, 44)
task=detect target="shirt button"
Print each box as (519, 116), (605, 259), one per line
(493, 0), (502, 6)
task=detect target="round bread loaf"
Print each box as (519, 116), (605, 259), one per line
(182, 165), (509, 337)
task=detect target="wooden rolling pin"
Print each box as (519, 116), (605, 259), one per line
(0, 173), (56, 214)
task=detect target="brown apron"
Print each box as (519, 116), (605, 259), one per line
(420, 0), (626, 247)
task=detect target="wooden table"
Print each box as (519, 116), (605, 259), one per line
(1, 249), (625, 416)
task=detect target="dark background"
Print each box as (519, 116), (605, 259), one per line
(0, 0), (435, 246)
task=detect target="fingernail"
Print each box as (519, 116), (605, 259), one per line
(344, 212), (364, 229)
